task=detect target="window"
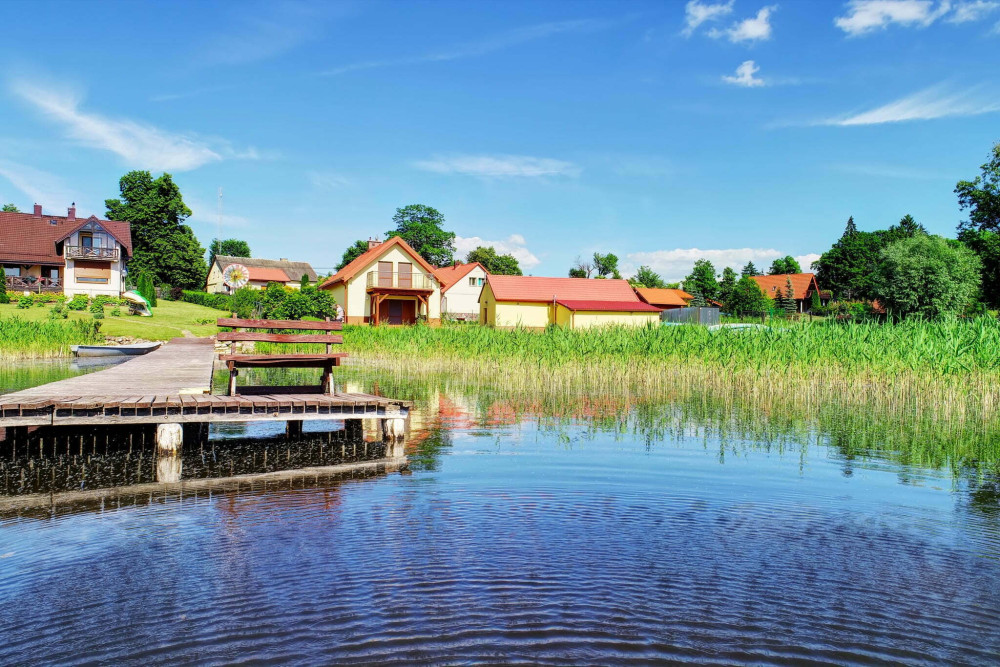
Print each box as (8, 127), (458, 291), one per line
(3, 266), (20, 277)
(77, 276), (109, 284)
(73, 260), (111, 284)
(469, 277), (477, 286)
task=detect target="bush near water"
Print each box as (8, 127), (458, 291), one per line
(182, 283), (335, 320)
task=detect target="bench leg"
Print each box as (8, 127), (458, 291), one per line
(321, 364), (333, 394)
(228, 368), (238, 396)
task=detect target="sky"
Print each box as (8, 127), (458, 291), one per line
(1, 0), (999, 281)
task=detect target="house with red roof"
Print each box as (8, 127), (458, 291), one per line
(634, 287), (695, 310)
(750, 273), (831, 312)
(480, 275), (661, 329)
(0, 204), (132, 298)
(319, 237), (442, 325)
(433, 261), (488, 321)
(207, 255), (318, 293)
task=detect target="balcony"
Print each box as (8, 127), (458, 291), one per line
(366, 271), (434, 291)
(65, 245), (119, 261)
(5, 276), (62, 293)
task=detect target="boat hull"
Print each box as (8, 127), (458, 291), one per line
(71, 343), (162, 357)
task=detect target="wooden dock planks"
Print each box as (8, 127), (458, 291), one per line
(0, 337), (411, 428)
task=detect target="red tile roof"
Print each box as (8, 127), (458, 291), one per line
(247, 267), (291, 283)
(751, 273), (822, 300)
(0, 210), (132, 265)
(557, 299), (662, 312)
(320, 236), (439, 288)
(635, 287), (694, 307)
(433, 262), (485, 293)
(486, 275), (641, 303)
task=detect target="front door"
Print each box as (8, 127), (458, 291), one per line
(383, 299), (416, 325)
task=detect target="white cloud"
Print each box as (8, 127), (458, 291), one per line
(454, 234), (540, 269)
(833, 0), (973, 35)
(711, 5), (777, 42)
(723, 60), (766, 86)
(322, 18), (620, 76)
(795, 253), (822, 271)
(10, 80), (259, 171)
(414, 154), (581, 178)
(947, 1), (1000, 22)
(0, 159), (81, 211)
(307, 171), (352, 190)
(682, 0), (734, 36)
(820, 85), (1000, 125)
(623, 247), (795, 282)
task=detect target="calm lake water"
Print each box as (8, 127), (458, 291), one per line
(1, 364), (999, 664)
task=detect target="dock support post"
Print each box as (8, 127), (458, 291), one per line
(285, 420), (303, 439)
(381, 417), (407, 458)
(156, 423), (183, 484)
(345, 420), (362, 441)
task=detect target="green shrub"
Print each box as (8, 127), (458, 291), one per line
(17, 296), (32, 309)
(110, 307), (122, 317)
(92, 294), (112, 308)
(137, 271), (157, 307)
(0, 279), (7, 304)
(66, 294), (89, 311)
(89, 301), (105, 319)
(48, 304), (68, 320)
(170, 286), (184, 301)
(181, 290), (234, 311)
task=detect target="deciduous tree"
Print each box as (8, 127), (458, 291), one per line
(385, 204), (455, 267)
(592, 252), (621, 279)
(2, 203), (19, 212)
(630, 265), (667, 288)
(956, 141), (1000, 235)
(768, 255), (802, 275)
(208, 238), (251, 266)
(718, 266), (738, 306)
(465, 246), (522, 275)
(683, 259), (719, 301)
(105, 171), (207, 289)
(814, 217), (883, 300)
(727, 276), (769, 315)
(336, 240), (370, 270)
(873, 235), (981, 318)
(569, 256), (593, 278)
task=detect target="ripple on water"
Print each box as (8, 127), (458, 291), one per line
(1, 422), (1000, 664)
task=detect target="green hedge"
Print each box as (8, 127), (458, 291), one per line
(181, 290), (234, 311)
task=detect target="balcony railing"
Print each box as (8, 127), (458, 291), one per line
(5, 276), (62, 293)
(366, 271), (434, 290)
(65, 245), (119, 261)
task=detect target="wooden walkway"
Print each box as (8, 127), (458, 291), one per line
(0, 338), (410, 428)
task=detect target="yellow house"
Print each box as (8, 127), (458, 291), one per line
(480, 275), (661, 329)
(206, 256), (317, 293)
(320, 237), (442, 325)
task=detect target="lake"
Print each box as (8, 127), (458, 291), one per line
(1, 365), (999, 664)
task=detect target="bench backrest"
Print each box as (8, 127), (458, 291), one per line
(216, 317), (343, 350)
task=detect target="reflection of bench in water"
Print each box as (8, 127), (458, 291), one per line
(0, 337), (411, 486)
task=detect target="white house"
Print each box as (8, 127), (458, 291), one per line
(206, 256), (318, 293)
(433, 262), (488, 321)
(0, 204), (132, 298)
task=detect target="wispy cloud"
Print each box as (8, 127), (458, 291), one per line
(454, 234), (540, 269)
(723, 60), (766, 86)
(307, 171), (353, 190)
(150, 84), (242, 103)
(0, 159), (80, 210)
(186, 197), (251, 230)
(681, 0), (734, 36)
(622, 247), (811, 282)
(830, 162), (951, 179)
(199, 1), (337, 66)
(711, 5), (777, 42)
(834, 0), (993, 35)
(947, 1), (1000, 22)
(414, 154), (581, 178)
(11, 79), (260, 171)
(818, 85), (1000, 125)
(321, 17), (622, 76)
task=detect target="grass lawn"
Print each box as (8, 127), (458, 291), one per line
(0, 300), (223, 341)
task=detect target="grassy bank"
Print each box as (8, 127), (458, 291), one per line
(0, 300), (222, 348)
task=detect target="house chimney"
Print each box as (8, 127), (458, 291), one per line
(67, 203), (76, 221)
(33, 203), (42, 217)
(367, 237), (381, 250)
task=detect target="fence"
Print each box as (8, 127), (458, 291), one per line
(661, 307), (720, 326)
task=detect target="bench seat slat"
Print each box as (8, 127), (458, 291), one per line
(217, 332), (344, 344)
(222, 353), (347, 369)
(217, 318), (343, 331)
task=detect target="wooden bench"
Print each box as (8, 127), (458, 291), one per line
(216, 317), (346, 396)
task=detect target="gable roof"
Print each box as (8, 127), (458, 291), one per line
(434, 262), (486, 293)
(215, 255), (316, 282)
(485, 275), (642, 303)
(319, 236), (438, 288)
(751, 273), (822, 300)
(247, 267), (290, 283)
(0, 209), (132, 265)
(557, 299), (661, 312)
(635, 287), (694, 307)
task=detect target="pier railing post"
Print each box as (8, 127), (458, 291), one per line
(155, 423), (183, 484)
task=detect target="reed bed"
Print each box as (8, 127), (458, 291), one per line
(0, 318), (103, 359)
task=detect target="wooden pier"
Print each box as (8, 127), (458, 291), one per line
(0, 338), (410, 429)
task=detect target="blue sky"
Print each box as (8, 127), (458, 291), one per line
(1, 0), (998, 280)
